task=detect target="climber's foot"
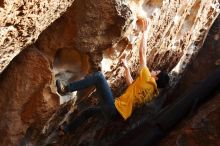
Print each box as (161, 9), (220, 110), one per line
(56, 79), (68, 96)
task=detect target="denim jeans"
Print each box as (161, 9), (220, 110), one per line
(64, 72), (118, 132)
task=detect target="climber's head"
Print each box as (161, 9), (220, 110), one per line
(151, 70), (170, 88)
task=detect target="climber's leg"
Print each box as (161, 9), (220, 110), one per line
(68, 71), (117, 118)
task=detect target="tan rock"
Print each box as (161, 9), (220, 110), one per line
(0, 0), (220, 145)
(0, 47), (59, 146)
(0, 0), (74, 73)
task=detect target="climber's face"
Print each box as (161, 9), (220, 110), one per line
(151, 70), (161, 80)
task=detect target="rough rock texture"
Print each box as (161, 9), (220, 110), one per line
(0, 0), (220, 146)
(101, 0), (220, 93)
(0, 47), (59, 146)
(35, 0), (131, 81)
(34, 0), (131, 104)
(0, 0), (74, 73)
(22, 0), (220, 146)
(156, 15), (220, 146)
(157, 93), (220, 146)
(0, 0), (3, 8)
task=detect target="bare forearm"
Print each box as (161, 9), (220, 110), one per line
(139, 32), (147, 68)
(124, 67), (133, 85)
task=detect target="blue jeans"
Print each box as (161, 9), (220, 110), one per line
(64, 72), (118, 132)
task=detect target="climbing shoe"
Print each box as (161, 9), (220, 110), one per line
(56, 79), (68, 95)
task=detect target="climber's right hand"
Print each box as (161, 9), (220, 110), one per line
(136, 18), (147, 32)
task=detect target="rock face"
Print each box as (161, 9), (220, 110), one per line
(36, 0), (130, 82)
(0, 0), (220, 146)
(0, 0), (74, 73)
(156, 16), (220, 146)
(0, 47), (59, 146)
(0, 0), (3, 8)
(157, 93), (220, 146)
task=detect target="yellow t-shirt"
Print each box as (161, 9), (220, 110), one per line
(114, 67), (159, 120)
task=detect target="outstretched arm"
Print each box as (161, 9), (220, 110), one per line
(139, 32), (147, 69)
(121, 58), (133, 85)
(138, 19), (148, 69)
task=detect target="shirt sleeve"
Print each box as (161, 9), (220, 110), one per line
(140, 67), (159, 95)
(139, 67), (151, 81)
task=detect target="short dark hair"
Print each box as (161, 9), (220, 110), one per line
(156, 71), (170, 88)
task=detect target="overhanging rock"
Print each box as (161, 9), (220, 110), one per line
(0, 0), (74, 73)
(0, 0), (219, 146)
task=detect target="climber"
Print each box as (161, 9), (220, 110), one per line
(56, 18), (170, 134)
